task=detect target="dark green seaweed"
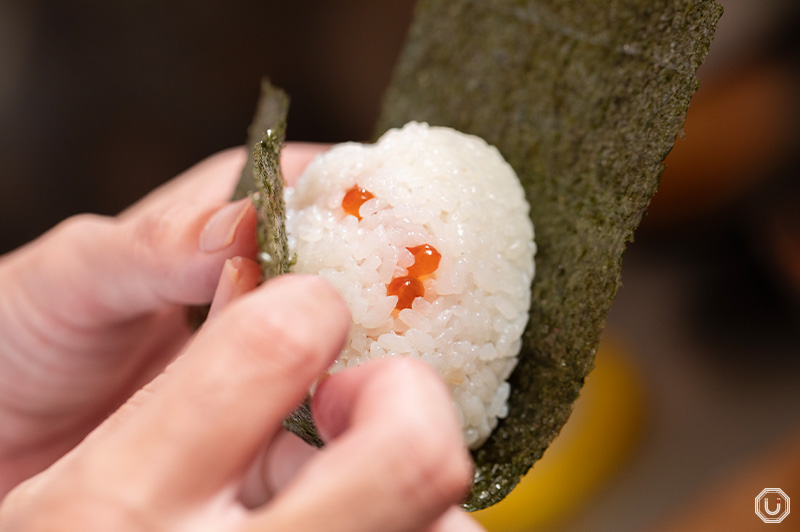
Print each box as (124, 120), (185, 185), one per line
(239, 81), (322, 445)
(252, 121), (291, 280)
(188, 81), (292, 330)
(376, 0), (722, 510)
(233, 78), (293, 280)
(233, 79), (291, 202)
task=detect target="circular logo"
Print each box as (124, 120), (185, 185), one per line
(755, 488), (790, 524)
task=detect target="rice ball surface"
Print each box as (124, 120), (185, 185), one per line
(285, 121), (536, 448)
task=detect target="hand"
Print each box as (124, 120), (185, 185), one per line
(0, 146), (482, 531)
(0, 146), (246, 487)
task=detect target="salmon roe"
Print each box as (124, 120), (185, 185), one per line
(346, 185), (441, 311)
(387, 276), (424, 311)
(387, 245), (441, 311)
(406, 244), (441, 277)
(342, 186), (374, 220)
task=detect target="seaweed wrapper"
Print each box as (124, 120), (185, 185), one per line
(376, 0), (722, 510)
(235, 81), (322, 445)
(252, 122), (291, 280)
(233, 80), (292, 280)
(252, 119), (321, 441)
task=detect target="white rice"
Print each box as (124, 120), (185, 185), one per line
(285, 122), (536, 448)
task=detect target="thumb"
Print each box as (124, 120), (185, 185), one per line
(2, 196), (258, 329)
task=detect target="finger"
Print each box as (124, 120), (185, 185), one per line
(280, 143), (330, 187)
(207, 256), (262, 320)
(72, 274), (350, 507)
(246, 448), (481, 529)
(120, 142), (327, 221)
(119, 147), (247, 221)
(239, 430), (317, 508)
(246, 358), (473, 532)
(426, 507), (487, 532)
(8, 144), (331, 329)
(5, 196), (258, 329)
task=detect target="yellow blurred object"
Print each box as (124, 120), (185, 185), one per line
(474, 337), (646, 532)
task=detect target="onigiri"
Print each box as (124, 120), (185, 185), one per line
(285, 122), (535, 448)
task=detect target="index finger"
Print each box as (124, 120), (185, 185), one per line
(280, 143), (330, 187)
(245, 358), (474, 532)
(120, 143), (329, 222)
(71, 274), (350, 507)
(119, 147), (247, 222)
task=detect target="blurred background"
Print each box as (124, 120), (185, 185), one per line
(1, 1), (799, 530)
(0, 0), (416, 253)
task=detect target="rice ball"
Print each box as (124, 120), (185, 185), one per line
(285, 121), (535, 448)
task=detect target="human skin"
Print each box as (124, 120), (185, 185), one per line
(0, 145), (483, 531)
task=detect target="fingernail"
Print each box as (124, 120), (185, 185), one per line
(208, 256), (261, 319)
(207, 259), (240, 319)
(200, 199), (252, 253)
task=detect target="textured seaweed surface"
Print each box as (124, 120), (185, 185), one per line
(253, 122), (291, 280)
(234, 80), (290, 202)
(377, 0), (722, 511)
(236, 81), (323, 446)
(187, 82), (290, 330)
(234, 79), (292, 281)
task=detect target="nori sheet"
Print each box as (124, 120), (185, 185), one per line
(189, 81), (292, 329)
(233, 79), (293, 280)
(233, 79), (290, 202)
(252, 121), (291, 280)
(376, 0), (722, 510)
(236, 81), (323, 446)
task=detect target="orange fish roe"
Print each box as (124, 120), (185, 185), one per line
(387, 275), (424, 310)
(407, 244), (441, 277)
(341, 186), (374, 220)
